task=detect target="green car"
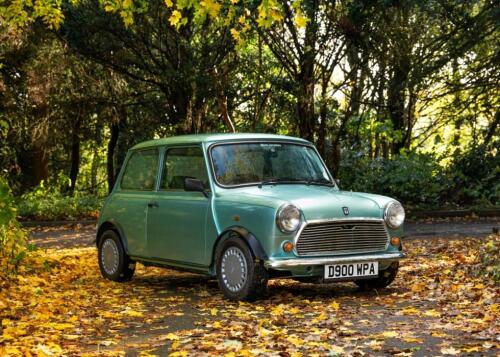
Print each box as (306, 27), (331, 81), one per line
(97, 133), (405, 300)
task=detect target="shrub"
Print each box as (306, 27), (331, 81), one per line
(0, 177), (29, 274)
(338, 145), (498, 208)
(443, 145), (499, 206)
(16, 181), (103, 221)
(338, 152), (444, 207)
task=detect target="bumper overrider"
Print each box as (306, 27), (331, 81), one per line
(264, 251), (405, 269)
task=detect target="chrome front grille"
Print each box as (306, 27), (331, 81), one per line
(295, 219), (389, 256)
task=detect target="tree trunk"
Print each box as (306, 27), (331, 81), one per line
(296, 0), (318, 142)
(253, 34), (263, 132)
(403, 89), (416, 150)
(212, 67), (236, 133)
(317, 70), (329, 157)
(375, 56), (387, 158)
(387, 28), (411, 156)
(344, 42), (367, 147)
(32, 141), (49, 187)
(483, 110), (499, 146)
(329, 115), (350, 178)
(329, 139), (342, 178)
(387, 64), (408, 155)
(68, 121), (81, 196)
(297, 73), (315, 141)
(90, 144), (99, 195)
(107, 121), (120, 193)
(32, 107), (49, 187)
(217, 95), (236, 133)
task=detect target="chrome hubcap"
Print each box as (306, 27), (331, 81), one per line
(221, 247), (248, 292)
(101, 238), (119, 275)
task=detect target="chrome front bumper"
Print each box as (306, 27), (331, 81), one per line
(264, 252), (405, 269)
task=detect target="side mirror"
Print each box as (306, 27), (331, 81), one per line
(335, 179), (340, 187)
(184, 177), (209, 197)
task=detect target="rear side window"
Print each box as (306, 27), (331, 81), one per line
(160, 147), (209, 190)
(121, 149), (159, 190)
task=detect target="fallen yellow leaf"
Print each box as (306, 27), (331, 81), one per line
(440, 347), (461, 355)
(382, 331), (399, 338)
(164, 333), (180, 340)
(401, 306), (420, 315)
(330, 301), (340, 310)
(122, 309), (144, 317)
(424, 309), (440, 317)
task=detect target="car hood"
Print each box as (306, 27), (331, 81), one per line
(216, 185), (396, 221)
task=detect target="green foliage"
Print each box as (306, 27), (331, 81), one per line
(0, 0), (65, 30)
(339, 144), (499, 208)
(17, 180), (103, 221)
(1, 0), (497, 214)
(0, 177), (28, 274)
(443, 144), (499, 206)
(339, 152), (444, 207)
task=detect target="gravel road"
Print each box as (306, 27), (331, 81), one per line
(28, 219), (500, 250)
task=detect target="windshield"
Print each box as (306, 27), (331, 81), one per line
(210, 142), (333, 187)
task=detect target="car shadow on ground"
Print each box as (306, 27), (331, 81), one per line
(127, 268), (400, 302)
(269, 279), (401, 298)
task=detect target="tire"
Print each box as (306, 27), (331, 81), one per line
(355, 262), (399, 289)
(98, 229), (135, 282)
(216, 236), (269, 301)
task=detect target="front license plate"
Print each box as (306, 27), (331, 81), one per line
(324, 261), (379, 280)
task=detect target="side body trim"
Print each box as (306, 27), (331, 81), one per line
(130, 255), (210, 274)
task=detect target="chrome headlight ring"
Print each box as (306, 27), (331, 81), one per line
(384, 201), (405, 229)
(276, 204), (302, 233)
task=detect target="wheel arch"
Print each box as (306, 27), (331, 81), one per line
(209, 226), (268, 275)
(96, 220), (129, 254)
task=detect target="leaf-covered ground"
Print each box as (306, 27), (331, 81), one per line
(1, 235), (498, 356)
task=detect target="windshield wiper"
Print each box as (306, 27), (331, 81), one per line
(258, 177), (307, 187)
(258, 178), (295, 187)
(258, 177), (334, 188)
(306, 178), (335, 187)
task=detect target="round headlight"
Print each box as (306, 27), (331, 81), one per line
(384, 201), (405, 229)
(277, 204), (301, 233)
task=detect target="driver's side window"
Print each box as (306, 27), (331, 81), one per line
(160, 147), (209, 191)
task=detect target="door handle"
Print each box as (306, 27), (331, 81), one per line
(147, 201), (159, 208)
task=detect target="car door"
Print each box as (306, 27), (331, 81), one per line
(113, 148), (160, 257)
(146, 146), (210, 266)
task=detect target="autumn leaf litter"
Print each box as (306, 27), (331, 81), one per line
(0, 235), (498, 356)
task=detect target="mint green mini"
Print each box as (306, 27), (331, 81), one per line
(97, 133), (405, 300)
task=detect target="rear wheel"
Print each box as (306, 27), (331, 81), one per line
(98, 230), (135, 282)
(355, 262), (399, 289)
(216, 236), (268, 301)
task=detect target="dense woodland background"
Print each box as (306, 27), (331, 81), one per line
(0, 0), (498, 220)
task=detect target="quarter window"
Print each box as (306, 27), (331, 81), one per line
(161, 147), (209, 190)
(121, 149), (159, 190)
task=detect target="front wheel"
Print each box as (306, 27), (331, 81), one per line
(355, 262), (399, 289)
(216, 237), (268, 301)
(98, 230), (135, 282)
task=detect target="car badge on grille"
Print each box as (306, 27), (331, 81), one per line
(342, 206), (349, 215)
